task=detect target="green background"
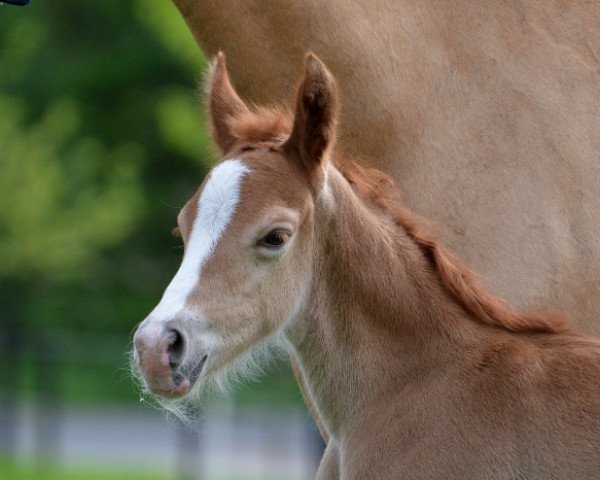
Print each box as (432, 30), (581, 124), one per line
(0, 0), (302, 421)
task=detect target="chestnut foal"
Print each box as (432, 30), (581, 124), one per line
(133, 54), (600, 479)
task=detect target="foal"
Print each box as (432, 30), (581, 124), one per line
(133, 53), (600, 479)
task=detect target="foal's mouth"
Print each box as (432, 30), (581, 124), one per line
(145, 354), (208, 399)
(169, 354), (208, 395)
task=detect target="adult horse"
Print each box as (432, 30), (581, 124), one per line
(134, 53), (600, 479)
(170, 0), (600, 335)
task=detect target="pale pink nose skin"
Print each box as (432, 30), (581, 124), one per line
(133, 326), (192, 398)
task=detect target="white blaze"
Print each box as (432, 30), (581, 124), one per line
(150, 159), (250, 321)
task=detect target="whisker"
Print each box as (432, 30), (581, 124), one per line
(159, 200), (183, 210)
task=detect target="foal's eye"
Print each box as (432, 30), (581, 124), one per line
(259, 230), (290, 249)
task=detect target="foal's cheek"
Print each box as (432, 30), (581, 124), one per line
(232, 253), (301, 332)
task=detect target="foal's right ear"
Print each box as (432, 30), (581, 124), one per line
(207, 52), (251, 153)
(284, 53), (338, 174)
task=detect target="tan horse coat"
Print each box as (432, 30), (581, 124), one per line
(172, 0), (600, 335)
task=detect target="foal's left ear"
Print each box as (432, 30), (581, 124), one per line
(207, 52), (251, 153)
(284, 53), (338, 174)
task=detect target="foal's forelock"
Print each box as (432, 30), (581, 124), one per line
(149, 159), (250, 324)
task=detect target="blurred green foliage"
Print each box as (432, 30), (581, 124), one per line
(0, 1), (302, 406)
(0, 0), (209, 316)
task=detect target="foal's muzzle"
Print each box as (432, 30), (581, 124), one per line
(133, 324), (206, 398)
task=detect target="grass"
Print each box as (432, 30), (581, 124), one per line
(0, 458), (173, 480)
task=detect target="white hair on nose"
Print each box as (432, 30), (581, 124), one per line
(150, 159), (250, 322)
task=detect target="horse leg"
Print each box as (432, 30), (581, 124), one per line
(316, 440), (340, 480)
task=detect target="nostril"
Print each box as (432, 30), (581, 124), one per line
(166, 329), (185, 369)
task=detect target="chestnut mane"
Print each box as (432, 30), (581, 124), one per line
(340, 162), (570, 335)
(228, 107), (570, 335)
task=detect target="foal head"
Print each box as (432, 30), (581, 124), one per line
(133, 53), (337, 407)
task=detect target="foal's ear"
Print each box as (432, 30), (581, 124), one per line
(285, 53), (338, 173)
(207, 52), (251, 153)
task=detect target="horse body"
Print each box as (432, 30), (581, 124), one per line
(134, 54), (600, 478)
(172, 0), (600, 334)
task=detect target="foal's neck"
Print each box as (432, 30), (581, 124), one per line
(286, 166), (484, 437)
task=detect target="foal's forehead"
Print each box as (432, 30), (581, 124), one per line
(179, 150), (310, 238)
(177, 158), (248, 237)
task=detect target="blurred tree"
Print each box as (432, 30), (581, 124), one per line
(0, 0), (212, 401)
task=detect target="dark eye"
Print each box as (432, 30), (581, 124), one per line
(259, 230), (290, 249)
